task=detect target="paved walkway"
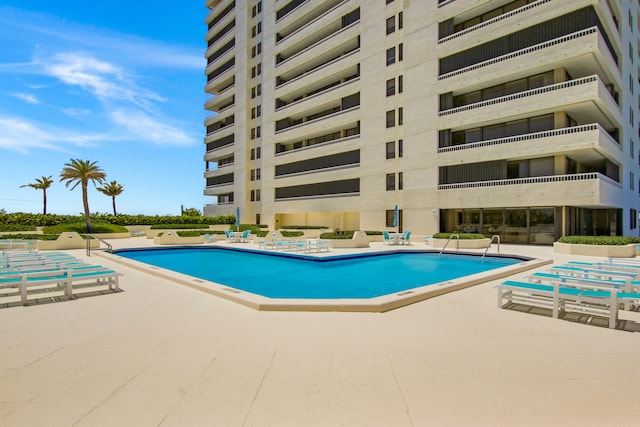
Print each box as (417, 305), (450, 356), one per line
(1, 238), (639, 426)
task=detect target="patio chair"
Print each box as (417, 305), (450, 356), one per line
(240, 230), (251, 243)
(382, 231), (391, 245)
(401, 231), (411, 245)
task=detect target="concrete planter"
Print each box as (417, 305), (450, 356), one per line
(36, 232), (99, 250)
(322, 231), (370, 248)
(429, 238), (491, 249)
(553, 242), (638, 258)
(153, 231), (205, 245)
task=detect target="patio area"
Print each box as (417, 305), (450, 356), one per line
(1, 239), (639, 426)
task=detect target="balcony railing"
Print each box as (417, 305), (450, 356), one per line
(438, 172), (620, 190)
(438, 27), (598, 80)
(275, 105), (359, 134)
(439, 75), (599, 116)
(438, 0), (456, 7)
(438, 124), (600, 153)
(438, 0), (551, 44)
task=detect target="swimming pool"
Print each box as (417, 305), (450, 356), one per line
(110, 247), (547, 311)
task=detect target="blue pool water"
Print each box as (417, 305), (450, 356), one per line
(114, 248), (523, 299)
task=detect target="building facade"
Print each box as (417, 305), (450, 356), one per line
(203, 0), (640, 243)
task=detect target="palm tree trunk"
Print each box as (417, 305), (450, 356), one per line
(43, 189), (47, 215)
(82, 182), (92, 232)
(112, 196), (117, 216)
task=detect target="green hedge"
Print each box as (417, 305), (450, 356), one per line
(150, 224), (210, 230)
(0, 224), (37, 232)
(42, 223), (129, 234)
(0, 212), (235, 227)
(558, 236), (640, 245)
(281, 225), (328, 229)
(319, 230), (381, 239)
(433, 232), (487, 240)
(0, 234), (59, 241)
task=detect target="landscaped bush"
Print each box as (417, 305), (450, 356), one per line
(150, 224), (210, 230)
(558, 236), (640, 245)
(281, 225), (328, 229)
(42, 223), (129, 234)
(0, 234), (59, 241)
(0, 224), (37, 232)
(319, 230), (380, 239)
(0, 212), (236, 227)
(280, 231), (304, 238)
(433, 232), (487, 240)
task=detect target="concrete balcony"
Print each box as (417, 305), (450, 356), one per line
(438, 28), (620, 92)
(439, 75), (622, 130)
(274, 106), (360, 140)
(438, 124), (622, 165)
(437, 172), (622, 208)
(204, 182), (234, 196)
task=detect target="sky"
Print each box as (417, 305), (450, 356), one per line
(0, 1), (211, 215)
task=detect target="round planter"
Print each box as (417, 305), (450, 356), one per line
(429, 238), (490, 249)
(553, 242), (638, 258)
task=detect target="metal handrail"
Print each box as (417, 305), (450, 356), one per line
(84, 234), (113, 256)
(482, 235), (501, 260)
(439, 234), (459, 255)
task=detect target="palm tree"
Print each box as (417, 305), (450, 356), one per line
(97, 181), (124, 216)
(20, 176), (54, 215)
(59, 159), (106, 232)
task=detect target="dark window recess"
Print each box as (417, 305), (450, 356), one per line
(206, 115), (235, 134)
(275, 179), (360, 199)
(342, 8), (360, 27)
(209, 1), (235, 29)
(208, 19), (235, 47)
(276, 0), (307, 21)
(439, 161), (506, 185)
(439, 6), (618, 75)
(275, 150), (360, 176)
(206, 134), (234, 151)
(341, 93), (360, 109)
(206, 173), (234, 186)
(208, 38), (235, 64)
(208, 58), (235, 81)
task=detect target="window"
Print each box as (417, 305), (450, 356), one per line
(398, 43), (403, 61)
(386, 78), (396, 96)
(398, 172), (403, 190)
(398, 139), (403, 157)
(386, 16), (395, 35)
(256, 189), (261, 201)
(250, 190), (255, 201)
(256, 126), (261, 138)
(386, 110), (395, 127)
(631, 139), (636, 159)
(250, 169), (255, 181)
(386, 173), (395, 191)
(386, 141), (395, 159)
(398, 75), (403, 93)
(256, 168), (261, 180)
(398, 12), (403, 29)
(250, 148), (255, 160)
(398, 107), (403, 125)
(251, 128), (256, 139)
(386, 47), (396, 65)
(256, 146), (261, 158)
(631, 208), (638, 229)
(631, 171), (636, 191)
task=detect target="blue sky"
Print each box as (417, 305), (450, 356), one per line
(0, 1), (210, 215)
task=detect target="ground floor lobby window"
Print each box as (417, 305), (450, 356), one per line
(440, 207), (621, 244)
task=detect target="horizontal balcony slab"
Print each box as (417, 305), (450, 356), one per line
(439, 75), (621, 130)
(438, 124), (622, 165)
(204, 124), (234, 143)
(204, 183), (235, 196)
(274, 107), (360, 140)
(204, 144), (234, 161)
(437, 173), (622, 208)
(204, 166), (234, 178)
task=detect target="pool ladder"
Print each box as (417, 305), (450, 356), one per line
(85, 234), (113, 256)
(439, 234), (459, 255)
(481, 235), (500, 260)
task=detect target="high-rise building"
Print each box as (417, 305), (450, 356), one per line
(203, 0), (640, 243)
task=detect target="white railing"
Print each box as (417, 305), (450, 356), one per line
(276, 0), (349, 45)
(440, 75), (598, 116)
(275, 48), (359, 90)
(439, 0), (551, 44)
(275, 77), (359, 112)
(275, 105), (359, 134)
(438, 124), (605, 153)
(438, 172), (621, 190)
(438, 0), (456, 8)
(439, 27), (598, 80)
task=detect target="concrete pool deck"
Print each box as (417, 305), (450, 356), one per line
(1, 238), (639, 426)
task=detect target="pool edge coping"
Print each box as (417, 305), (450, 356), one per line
(99, 248), (552, 312)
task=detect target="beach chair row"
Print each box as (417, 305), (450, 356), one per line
(257, 238), (330, 253)
(0, 251), (120, 306)
(498, 259), (640, 329)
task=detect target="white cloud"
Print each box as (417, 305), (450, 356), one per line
(0, 115), (107, 153)
(62, 107), (91, 117)
(11, 92), (39, 104)
(110, 110), (195, 146)
(43, 52), (165, 110)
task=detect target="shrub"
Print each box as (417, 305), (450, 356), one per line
(558, 236), (640, 246)
(280, 231), (304, 237)
(0, 224), (37, 232)
(433, 232), (487, 240)
(0, 234), (59, 241)
(42, 223), (129, 234)
(150, 224), (210, 230)
(281, 225), (328, 229)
